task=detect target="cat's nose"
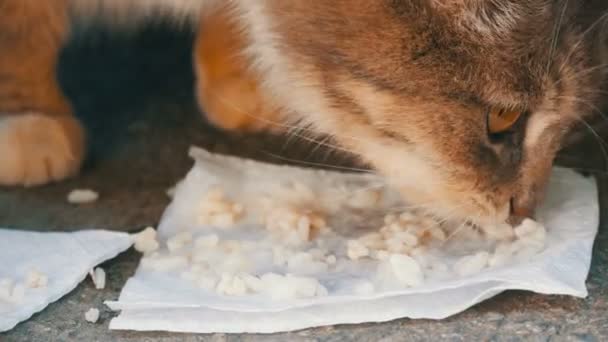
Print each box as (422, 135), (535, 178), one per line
(507, 163), (551, 225)
(508, 196), (535, 225)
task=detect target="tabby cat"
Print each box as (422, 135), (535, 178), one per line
(1, 0), (607, 226)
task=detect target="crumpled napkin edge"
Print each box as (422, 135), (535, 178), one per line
(0, 230), (134, 332)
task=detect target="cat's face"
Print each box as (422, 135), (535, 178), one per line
(236, 0), (608, 225)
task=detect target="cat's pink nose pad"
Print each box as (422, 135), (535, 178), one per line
(508, 197), (535, 225)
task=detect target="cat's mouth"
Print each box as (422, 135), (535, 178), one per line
(390, 183), (511, 229)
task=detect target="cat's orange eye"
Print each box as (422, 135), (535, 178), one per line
(487, 107), (523, 134)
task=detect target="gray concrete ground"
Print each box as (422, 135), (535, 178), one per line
(1, 25), (607, 341)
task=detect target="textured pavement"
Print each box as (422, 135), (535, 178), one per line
(1, 24), (607, 341)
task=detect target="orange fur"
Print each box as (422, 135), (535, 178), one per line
(0, 1), (279, 186)
(1, 0), (606, 226)
(0, 0), (85, 186)
(0, 0), (72, 116)
(194, 5), (283, 133)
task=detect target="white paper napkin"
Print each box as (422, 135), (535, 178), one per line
(0, 229), (133, 332)
(108, 147), (599, 333)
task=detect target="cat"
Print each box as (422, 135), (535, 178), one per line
(1, 0), (607, 227)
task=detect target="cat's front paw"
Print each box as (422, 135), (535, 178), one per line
(0, 112), (85, 187)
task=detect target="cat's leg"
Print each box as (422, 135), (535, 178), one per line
(0, 0), (85, 186)
(193, 5), (284, 133)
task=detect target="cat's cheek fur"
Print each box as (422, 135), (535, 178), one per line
(233, 1), (512, 225)
(337, 120), (512, 224)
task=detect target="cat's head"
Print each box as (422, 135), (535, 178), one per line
(236, 0), (608, 225)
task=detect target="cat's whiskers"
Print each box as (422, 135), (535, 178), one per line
(257, 149), (375, 174)
(557, 10), (608, 75)
(560, 99), (608, 170)
(557, 95), (608, 124)
(284, 131), (356, 156)
(558, 95), (608, 143)
(203, 72), (432, 162)
(202, 85), (358, 154)
(545, 0), (570, 74)
(346, 183), (389, 196)
(384, 200), (444, 214)
(386, 201), (470, 228)
(553, 62), (608, 88)
(282, 123), (311, 151)
(307, 135), (334, 159)
(206, 86), (310, 133)
(246, 149), (453, 212)
(433, 203), (470, 227)
(282, 121), (344, 156)
(578, 88), (608, 98)
(442, 217), (474, 246)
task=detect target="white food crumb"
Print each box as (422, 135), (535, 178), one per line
(166, 186), (176, 199)
(242, 274), (265, 293)
(514, 218), (546, 251)
(130, 181), (551, 299)
(264, 206), (326, 245)
(388, 254), (424, 287)
(67, 189), (99, 204)
(0, 278), (14, 301)
(358, 212), (444, 257)
(347, 189), (382, 208)
(166, 179), (183, 199)
(133, 227), (160, 254)
(84, 308), (100, 323)
(409, 247), (430, 269)
(167, 231), (193, 252)
(296, 216), (311, 242)
(287, 252), (328, 274)
(427, 260), (448, 274)
(259, 273), (295, 300)
(347, 240), (369, 260)
(428, 227), (447, 241)
(483, 223), (515, 241)
(25, 269), (48, 289)
(272, 246), (290, 267)
(395, 231), (419, 247)
(219, 240), (243, 253)
(89, 267), (106, 290)
(454, 251), (490, 276)
(399, 212), (416, 222)
(216, 253), (252, 274)
(358, 233), (384, 250)
(194, 234), (220, 248)
(372, 250), (390, 261)
(259, 273), (327, 300)
(216, 273), (248, 296)
(198, 188), (244, 228)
